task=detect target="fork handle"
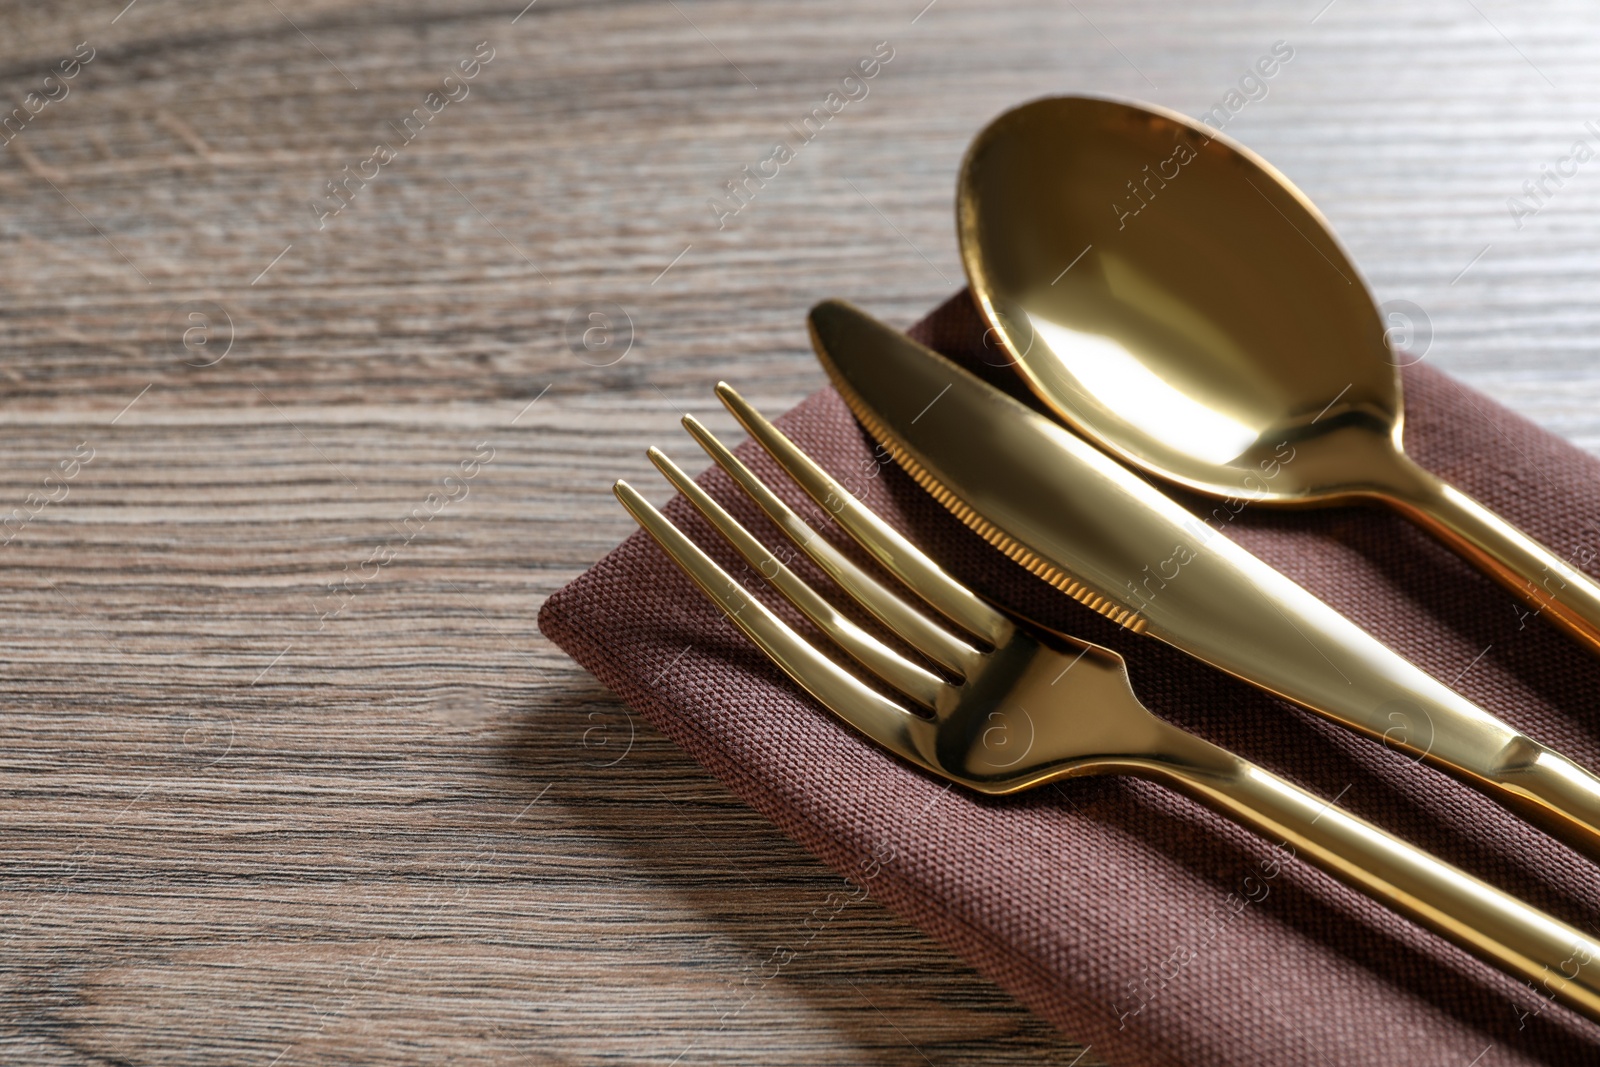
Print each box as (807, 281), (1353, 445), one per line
(1142, 729), (1600, 1025)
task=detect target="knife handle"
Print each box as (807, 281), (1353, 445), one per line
(1386, 452), (1600, 655)
(1143, 727), (1600, 1026)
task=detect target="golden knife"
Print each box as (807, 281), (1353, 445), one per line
(808, 298), (1600, 861)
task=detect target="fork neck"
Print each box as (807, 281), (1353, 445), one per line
(1115, 720), (1243, 788)
(1118, 723), (1356, 848)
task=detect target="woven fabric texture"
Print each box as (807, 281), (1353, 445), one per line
(538, 291), (1600, 1065)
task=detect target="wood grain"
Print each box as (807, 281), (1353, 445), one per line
(3, 0), (1600, 1062)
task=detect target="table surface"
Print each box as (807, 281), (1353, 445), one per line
(6, 1), (1600, 1063)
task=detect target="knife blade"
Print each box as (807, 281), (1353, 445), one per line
(808, 297), (1600, 860)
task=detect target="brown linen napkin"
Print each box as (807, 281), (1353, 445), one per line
(538, 290), (1600, 1066)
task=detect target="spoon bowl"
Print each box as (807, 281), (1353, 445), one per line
(959, 94), (1600, 653)
(959, 94), (1405, 505)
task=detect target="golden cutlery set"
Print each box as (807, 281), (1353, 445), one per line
(614, 97), (1600, 1024)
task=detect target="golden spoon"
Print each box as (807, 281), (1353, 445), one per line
(958, 95), (1600, 652)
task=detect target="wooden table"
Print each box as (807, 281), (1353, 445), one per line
(4, 1), (1600, 1062)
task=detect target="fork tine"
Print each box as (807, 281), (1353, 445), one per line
(647, 447), (946, 709)
(714, 383), (1012, 648)
(680, 415), (982, 678)
(613, 480), (936, 763)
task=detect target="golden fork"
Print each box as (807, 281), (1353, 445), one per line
(614, 383), (1600, 1025)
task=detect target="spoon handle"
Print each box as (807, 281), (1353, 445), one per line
(1148, 727), (1600, 1027)
(1387, 454), (1600, 654)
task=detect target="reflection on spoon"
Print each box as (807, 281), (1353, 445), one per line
(1027, 312), (1260, 466)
